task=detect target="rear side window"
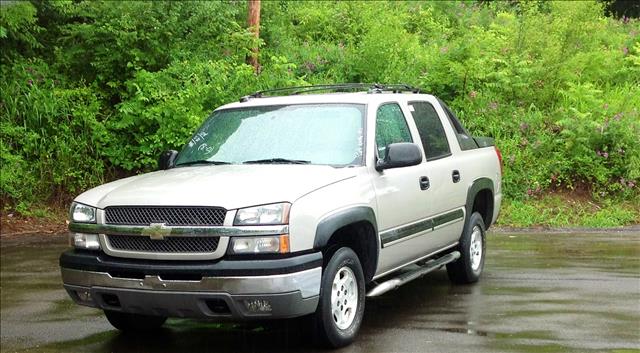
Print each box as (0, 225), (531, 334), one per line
(408, 101), (451, 161)
(438, 99), (479, 151)
(375, 103), (413, 160)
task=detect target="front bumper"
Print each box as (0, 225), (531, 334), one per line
(60, 250), (322, 320)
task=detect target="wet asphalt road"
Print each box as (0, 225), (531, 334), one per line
(1, 231), (639, 353)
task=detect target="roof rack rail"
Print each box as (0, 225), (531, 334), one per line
(239, 83), (422, 102)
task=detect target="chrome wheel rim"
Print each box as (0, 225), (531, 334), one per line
(331, 266), (358, 330)
(470, 226), (483, 271)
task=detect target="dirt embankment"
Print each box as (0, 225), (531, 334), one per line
(1, 211), (68, 237)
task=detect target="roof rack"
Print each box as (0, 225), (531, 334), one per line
(239, 83), (422, 102)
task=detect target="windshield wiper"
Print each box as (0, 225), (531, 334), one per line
(175, 160), (231, 167)
(243, 158), (311, 165)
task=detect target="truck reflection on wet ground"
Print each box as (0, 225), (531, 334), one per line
(1, 231), (638, 353)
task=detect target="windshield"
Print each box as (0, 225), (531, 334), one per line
(175, 104), (365, 167)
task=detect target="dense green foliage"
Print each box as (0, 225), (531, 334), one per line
(1, 1), (639, 216)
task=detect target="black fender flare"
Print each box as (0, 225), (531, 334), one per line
(313, 206), (379, 282)
(465, 178), (495, 228)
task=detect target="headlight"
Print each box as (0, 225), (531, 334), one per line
(70, 202), (97, 223)
(234, 203), (290, 225)
(69, 233), (101, 250)
(229, 235), (290, 254)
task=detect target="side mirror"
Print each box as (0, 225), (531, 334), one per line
(375, 143), (422, 172)
(158, 150), (178, 170)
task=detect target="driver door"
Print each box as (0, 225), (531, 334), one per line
(371, 102), (433, 276)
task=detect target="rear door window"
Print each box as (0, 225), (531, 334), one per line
(408, 101), (451, 161)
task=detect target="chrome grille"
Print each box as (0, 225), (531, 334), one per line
(107, 235), (220, 253)
(105, 206), (226, 226)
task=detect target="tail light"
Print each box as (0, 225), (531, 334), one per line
(495, 147), (503, 175)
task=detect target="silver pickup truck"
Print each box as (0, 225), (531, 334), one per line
(60, 84), (502, 348)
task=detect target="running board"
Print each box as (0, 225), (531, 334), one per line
(366, 251), (461, 297)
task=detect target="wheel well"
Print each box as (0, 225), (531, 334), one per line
(323, 221), (377, 283)
(472, 189), (494, 229)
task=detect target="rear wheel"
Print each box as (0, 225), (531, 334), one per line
(446, 212), (486, 284)
(104, 310), (167, 332)
(314, 247), (365, 348)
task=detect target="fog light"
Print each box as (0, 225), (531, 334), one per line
(243, 299), (272, 313)
(76, 290), (92, 303)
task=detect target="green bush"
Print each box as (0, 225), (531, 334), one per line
(1, 59), (106, 210)
(0, 1), (42, 63)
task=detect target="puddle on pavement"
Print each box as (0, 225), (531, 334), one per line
(1, 232), (638, 353)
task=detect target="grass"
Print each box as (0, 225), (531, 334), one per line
(498, 192), (640, 228)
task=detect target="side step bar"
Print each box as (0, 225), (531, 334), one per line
(366, 251), (461, 297)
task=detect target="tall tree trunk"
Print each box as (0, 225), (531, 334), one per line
(247, 0), (261, 73)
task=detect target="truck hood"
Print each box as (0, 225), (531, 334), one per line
(75, 165), (358, 210)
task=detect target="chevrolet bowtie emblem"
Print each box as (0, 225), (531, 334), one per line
(142, 223), (171, 240)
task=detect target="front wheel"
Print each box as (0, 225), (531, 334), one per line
(314, 247), (365, 348)
(104, 310), (167, 332)
(446, 212), (486, 284)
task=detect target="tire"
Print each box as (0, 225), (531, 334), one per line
(314, 247), (365, 348)
(104, 310), (167, 332)
(446, 212), (486, 284)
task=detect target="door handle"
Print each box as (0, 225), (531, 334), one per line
(419, 176), (430, 190)
(452, 170), (461, 183)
